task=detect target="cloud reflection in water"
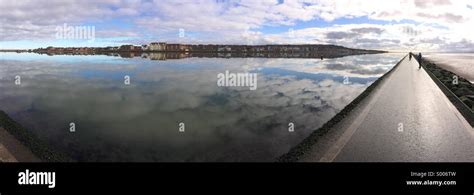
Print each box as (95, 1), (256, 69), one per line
(0, 53), (404, 161)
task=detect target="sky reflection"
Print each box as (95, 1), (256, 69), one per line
(0, 52), (404, 161)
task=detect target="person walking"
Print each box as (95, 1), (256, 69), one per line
(417, 52), (422, 69)
(409, 52), (412, 61)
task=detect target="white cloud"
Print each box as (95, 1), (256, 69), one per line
(0, 0), (472, 51)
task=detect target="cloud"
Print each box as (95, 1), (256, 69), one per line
(351, 27), (385, 34)
(414, 0), (451, 8)
(350, 68), (388, 75)
(0, 0), (473, 51)
(2, 54), (393, 161)
(416, 12), (465, 23)
(326, 31), (358, 39)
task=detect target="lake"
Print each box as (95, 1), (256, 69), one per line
(0, 52), (404, 161)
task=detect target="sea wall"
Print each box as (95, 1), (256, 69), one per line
(420, 58), (474, 126)
(278, 55), (407, 162)
(0, 111), (69, 162)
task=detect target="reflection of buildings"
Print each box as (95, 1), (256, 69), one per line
(217, 45), (232, 52)
(142, 52), (190, 60)
(39, 46), (119, 55)
(138, 52), (359, 60)
(119, 52), (138, 58)
(35, 49), (381, 60)
(166, 44), (191, 52)
(33, 42), (385, 58)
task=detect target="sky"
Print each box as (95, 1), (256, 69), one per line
(0, 0), (473, 52)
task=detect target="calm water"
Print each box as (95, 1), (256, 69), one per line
(424, 53), (474, 83)
(0, 52), (404, 161)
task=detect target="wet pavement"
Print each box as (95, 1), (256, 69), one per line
(317, 56), (474, 162)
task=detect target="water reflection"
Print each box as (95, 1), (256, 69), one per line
(0, 53), (404, 161)
(12, 51), (385, 60)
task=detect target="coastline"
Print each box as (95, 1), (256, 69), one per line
(0, 50), (387, 60)
(420, 58), (474, 126)
(0, 110), (69, 162)
(424, 54), (474, 83)
(277, 55), (407, 162)
(0, 127), (40, 162)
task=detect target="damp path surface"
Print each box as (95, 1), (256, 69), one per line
(302, 56), (474, 162)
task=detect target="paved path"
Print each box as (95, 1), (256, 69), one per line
(0, 127), (40, 162)
(303, 55), (474, 162)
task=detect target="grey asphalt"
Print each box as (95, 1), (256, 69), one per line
(317, 56), (474, 162)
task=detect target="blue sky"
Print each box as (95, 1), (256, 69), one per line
(0, 0), (473, 52)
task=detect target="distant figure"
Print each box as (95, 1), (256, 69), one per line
(417, 52), (422, 69)
(409, 52), (412, 61)
(320, 55), (323, 60)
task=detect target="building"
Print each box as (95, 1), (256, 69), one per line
(166, 44), (182, 51)
(105, 46), (118, 52)
(148, 42), (167, 51)
(250, 46), (265, 52)
(119, 45), (142, 52)
(191, 44), (217, 52)
(179, 44), (191, 52)
(217, 45), (232, 52)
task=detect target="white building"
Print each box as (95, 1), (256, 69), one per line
(148, 42), (167, 51)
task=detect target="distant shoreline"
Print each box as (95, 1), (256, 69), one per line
(0, 43), (386, 57)
(1, 44), (387, 60)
